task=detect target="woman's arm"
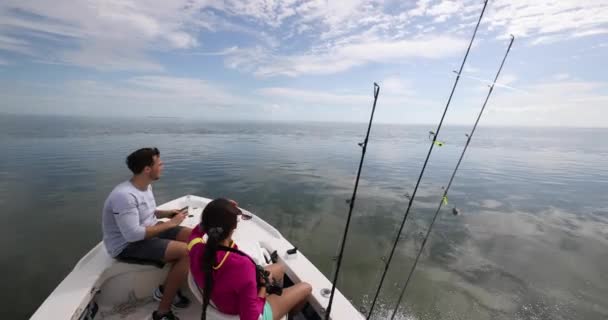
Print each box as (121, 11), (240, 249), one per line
(258, 286), (266, 298)
(237, 262), (266, 320)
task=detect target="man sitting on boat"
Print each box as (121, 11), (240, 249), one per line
(188, 198), (312, 320)
(101, 147), (192, 320)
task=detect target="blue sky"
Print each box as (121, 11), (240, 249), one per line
(0, 0), (606, 127)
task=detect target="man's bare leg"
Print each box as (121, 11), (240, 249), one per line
(158, 241), (189, 313)
(175, 227), (193, 243)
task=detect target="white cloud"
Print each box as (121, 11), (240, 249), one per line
(212, 0), (300, 28)
(0, 34), (33, 55)
(165, 32), (198, 49)
(223, 46), (270, 73)
(256, 87), (368, 106)
(572, 28), (608, 38)
(0, 0), (208, 70)
(59, 44), (164, 72)
(498, 74), (517, 86)
(228, 36), (467, 77)
(408, 0), (433, 17)
(485, 80), (608, 127)
(124, 76), (243, 103)
(486, 0), (608, 42)
(189, 46), (239, 56)
(2, 0), (604, 74)
(427, 1), (463, 17)
(192, 11), (280, 48)
(553, 73), (570, 81)
(263, 103), (282, 112)
(0, 0), (604, 129)
(113, 76), (253, 108)
(255, 82), (432, 114)
(214, 1), (608, 77)
(379, 76), (413, 95)
(0, 75), (253, 115)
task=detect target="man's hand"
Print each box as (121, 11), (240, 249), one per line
(145, 210), (187, 239)
(168, 211), (187, 226)
(156, 208), (187, 219)
(168, 207), (187, 217)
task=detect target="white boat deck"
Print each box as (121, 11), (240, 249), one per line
(30, 195), (364, 320)
(100, 295), (193, 320)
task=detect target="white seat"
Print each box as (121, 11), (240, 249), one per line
(188, 271), (203, 305)
(188, 272), (240, 320)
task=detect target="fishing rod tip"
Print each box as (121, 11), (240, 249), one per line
(373, 82), (380, 96)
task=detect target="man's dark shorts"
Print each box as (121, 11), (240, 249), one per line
(117, 226), (184, 264)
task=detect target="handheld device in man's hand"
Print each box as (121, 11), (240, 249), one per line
(170, 207), (189, 218)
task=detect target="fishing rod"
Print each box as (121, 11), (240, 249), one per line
(325, 83), (381, 320)
(389, 35), (515, 320)
(365, 1), (489, 318)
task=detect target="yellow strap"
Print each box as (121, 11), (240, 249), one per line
(213, 241), (235, 270)
(187, 237), (235, 270)
(187, 237), (204, 251)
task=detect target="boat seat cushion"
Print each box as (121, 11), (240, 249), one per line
(115, 256), (165, 268)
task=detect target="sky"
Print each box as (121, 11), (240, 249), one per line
(0, 0), (606, 127)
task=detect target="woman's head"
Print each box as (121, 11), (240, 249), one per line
(200, 198), (240, 241)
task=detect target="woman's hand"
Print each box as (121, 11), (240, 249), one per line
(257, 286), (267, 298)
(228, 199), (238, 207)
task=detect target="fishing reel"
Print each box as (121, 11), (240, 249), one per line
(255, 264), (283, 296)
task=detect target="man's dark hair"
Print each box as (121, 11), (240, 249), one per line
(126, 147), (160, 174)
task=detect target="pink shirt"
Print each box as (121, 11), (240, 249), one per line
(188, 227), (265, 320)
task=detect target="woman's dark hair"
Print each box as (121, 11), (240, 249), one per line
(200, 198), (240, 320)
(125, 147), (159, 174)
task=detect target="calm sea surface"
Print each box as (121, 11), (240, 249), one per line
(1, 114), (607, 319)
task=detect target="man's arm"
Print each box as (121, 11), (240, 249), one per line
(144, 215), (186, 238)
(113, 194), (186, 241)
(116, 210), (186, 240)
(155, 209), (173, 219)
(155, 206), (188, 219)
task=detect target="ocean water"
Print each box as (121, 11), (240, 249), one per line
(1, 114), (607, 320)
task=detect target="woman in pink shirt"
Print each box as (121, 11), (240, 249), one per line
(188, 198), (312, 320)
